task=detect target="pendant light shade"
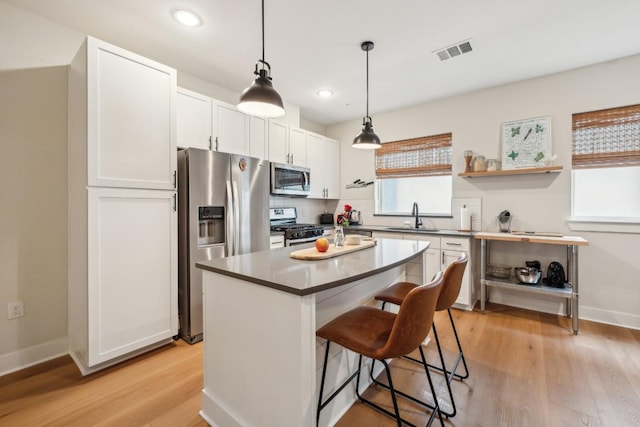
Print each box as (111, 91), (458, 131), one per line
(237, 0), (285, 118)
(353, 41), (381, 149)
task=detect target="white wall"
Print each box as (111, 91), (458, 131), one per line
(327, 54), (640, 330)
(0, 67), (70, 374)
(299, 117), (327, 136)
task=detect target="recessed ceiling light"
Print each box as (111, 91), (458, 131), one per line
(172, 9), (202, 27)
(316, 89), (334, 98)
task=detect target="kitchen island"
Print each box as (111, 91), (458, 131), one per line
(196, 238), (429, 427)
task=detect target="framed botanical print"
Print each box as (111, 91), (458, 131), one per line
(501, 116), (551, 170)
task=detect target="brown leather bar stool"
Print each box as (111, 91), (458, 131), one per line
(316, 272), (445, 427)
(374, 252), (469, 418)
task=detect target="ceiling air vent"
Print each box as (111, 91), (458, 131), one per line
(434, 39), (473, 61)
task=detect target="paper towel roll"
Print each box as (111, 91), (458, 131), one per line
(460, 205), (471, 231)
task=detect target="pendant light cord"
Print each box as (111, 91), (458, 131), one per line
(365, 47), (369, 119)
(261, 0), (265, 66)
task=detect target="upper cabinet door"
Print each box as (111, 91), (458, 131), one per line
(248, 116), (268, 159)
(86, 37), (176, 190)
(268, 120), (288, 164)
(212, 101), (248, 155)
(177, 88), (212, 150)
(306, 133), (325, 198)
(324, 137), (340, 199)
(288, 127), (307, 167)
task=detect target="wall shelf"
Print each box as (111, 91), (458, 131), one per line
(458, 165), (563, 178)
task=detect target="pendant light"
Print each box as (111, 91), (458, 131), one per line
(237, 0), (285, 118)
(352, 41), (381, 149)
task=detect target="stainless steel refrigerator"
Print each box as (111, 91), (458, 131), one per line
(177, 148), (270, 343)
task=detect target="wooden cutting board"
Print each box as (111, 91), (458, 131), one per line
(290, 239), (376, 260)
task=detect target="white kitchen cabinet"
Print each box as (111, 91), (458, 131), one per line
(68, 36), (178, 375)
(324, 137), (340, 198)
(307, 133), (340, 199)
(79, 37), (176, 190)
(176, 89), (267, 158)
(404, 234), (441, 283)
(212, 100), (248, 155)
(268, 121), (307, 166)
(84, 187), (178, 367)
(306, 132), (325, 198)
(177, 88), (211, 150)
(441, 236), (475, 310)
(268, 120), (288, 164)
(248, 115), (268, 159)
(288, 126), (308, 167)
(270, 234), (285, 249)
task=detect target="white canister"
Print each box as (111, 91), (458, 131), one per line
(460, 205), (471, 231)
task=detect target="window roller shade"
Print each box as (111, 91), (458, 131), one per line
(572, 104), (640, 169)
(376, 133), (452, 178)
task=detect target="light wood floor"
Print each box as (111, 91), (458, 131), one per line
(2, 304), (639, 426)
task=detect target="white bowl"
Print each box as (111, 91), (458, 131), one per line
(345, 234), (363, 245)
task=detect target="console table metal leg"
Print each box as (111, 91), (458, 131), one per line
(480, 239), (487, 312)
(569, 245), (579, 335)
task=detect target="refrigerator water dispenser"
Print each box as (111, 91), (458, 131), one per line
(198, 206), (225, 246)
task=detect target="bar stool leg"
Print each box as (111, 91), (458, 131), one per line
(357, 358), (404, 427)
(367, 353), (445, 425)
(317, 341), (331, 426)
(419, 346), (446, 427)
(431, 323), (456, 417)
(426, 309), (469, 382)
(447, 308), (470, 381)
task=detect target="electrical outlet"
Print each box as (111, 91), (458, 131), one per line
(8, 301), (24, 320)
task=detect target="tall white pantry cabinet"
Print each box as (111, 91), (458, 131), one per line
(68, 37), (178, 375)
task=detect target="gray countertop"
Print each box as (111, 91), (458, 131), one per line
(196, 238), (429, 296)
(342, 225), (475, 238)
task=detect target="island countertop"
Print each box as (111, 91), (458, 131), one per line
(196, 238), (429, 296)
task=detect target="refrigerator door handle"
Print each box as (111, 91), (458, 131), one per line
(226, 180), (234, 257)
(231, 181), (240, 256)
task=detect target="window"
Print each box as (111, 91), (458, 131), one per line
(571, 104), (640, 231)
(375, 133), (452, 216)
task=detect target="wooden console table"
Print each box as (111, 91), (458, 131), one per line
(474, 232), (589, 334)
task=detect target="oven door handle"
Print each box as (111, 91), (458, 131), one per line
(287, 236), (321, 246)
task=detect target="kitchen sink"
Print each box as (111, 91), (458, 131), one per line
(384, 227), (440, 233)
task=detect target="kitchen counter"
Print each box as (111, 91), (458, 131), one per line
(196, 238), (428, 295)
(339, 224), (475, 237)
(197, 238), (429, 427)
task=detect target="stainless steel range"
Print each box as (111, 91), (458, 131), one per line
(269, 207), (325, 246)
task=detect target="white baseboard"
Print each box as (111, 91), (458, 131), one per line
(0, 337), (68, 377)
(580, 305), (640, 331)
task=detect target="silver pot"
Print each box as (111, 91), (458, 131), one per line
(349, 210), (361, 224)
(514, 267), (541, 284)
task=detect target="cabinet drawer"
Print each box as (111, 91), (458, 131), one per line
(403, 234), (440, 250)
(270, 234), (285, 249)
(441, 237), (469, 252)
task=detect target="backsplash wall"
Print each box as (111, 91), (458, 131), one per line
(269, 196), (338, 224)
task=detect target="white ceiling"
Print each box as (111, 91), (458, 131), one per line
(4, 0), (640, 126)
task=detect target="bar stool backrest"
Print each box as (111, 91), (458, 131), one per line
(436, 252), (468, 311)
(377, 271), (444, 360)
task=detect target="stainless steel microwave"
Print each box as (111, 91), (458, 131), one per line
(270, 162), (310, 197)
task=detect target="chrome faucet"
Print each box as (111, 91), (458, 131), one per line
(412, 202), (422, 229)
